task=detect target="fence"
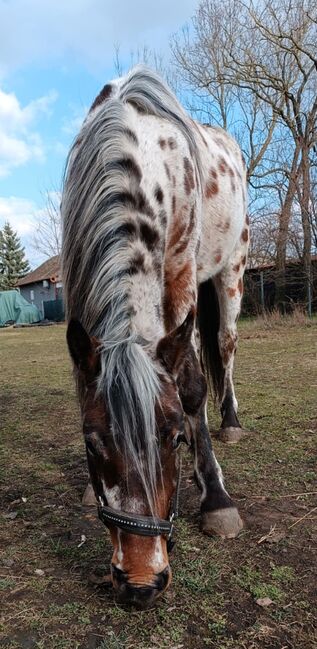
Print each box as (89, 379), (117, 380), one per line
(43, 298), (65, 322)
(242, 260), (317, 315)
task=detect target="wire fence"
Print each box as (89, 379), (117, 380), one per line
(242, 260), (317, 316)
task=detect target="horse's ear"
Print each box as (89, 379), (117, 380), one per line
(157, 308), (195, 376)
(66, 319), (98, 375)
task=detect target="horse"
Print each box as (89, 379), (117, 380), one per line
(61, 66), (249, 608)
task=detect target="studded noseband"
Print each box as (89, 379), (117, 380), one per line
(97, 453), (182, 551)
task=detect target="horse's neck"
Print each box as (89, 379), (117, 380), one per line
(129, 273), (164, 344)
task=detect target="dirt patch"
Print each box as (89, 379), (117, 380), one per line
(0, 322), (316, 648)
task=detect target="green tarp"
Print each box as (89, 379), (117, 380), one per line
(0, 290), (42, 326)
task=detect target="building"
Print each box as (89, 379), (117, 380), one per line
(243, 255), (317, 314)
(16, 255), (63, 320)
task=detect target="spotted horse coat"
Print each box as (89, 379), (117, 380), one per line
(62, 66), (248, 607)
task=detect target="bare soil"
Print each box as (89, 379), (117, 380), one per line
(0, 320), (316, 648)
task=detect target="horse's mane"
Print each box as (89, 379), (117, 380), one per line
(61, 66), (201, 509)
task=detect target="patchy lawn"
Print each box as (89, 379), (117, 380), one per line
(0, 319), (316, 649)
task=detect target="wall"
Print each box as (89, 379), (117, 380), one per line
(19, 282), (58, 318)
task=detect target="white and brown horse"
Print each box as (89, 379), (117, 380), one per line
(62, 66), (249, 608)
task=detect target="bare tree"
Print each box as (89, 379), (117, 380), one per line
(171, 0), (317, 310)
(32, 191), (61, 259)
(171, 1), (280, 182)
(220, 0), (316, 307)
(113, 44), (178, 92)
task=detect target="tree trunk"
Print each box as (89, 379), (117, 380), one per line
(299, 145), (312, 314)
(275, 144), (300, 311)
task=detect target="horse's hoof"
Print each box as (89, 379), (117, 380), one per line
(216, 427), (249, 444)
(201, 507), (243, 539)
(82, 483), (97, 506)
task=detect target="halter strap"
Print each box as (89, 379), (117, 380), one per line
(98, 506), (173, 537)
(97, 451), (182, 543)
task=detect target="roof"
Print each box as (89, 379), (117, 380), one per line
(17, 255), (61, 286)
(247, 254), (317, 273)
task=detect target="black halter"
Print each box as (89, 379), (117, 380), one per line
(98, 453), (182, 552)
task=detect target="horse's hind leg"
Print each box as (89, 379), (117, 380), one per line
(213, 245), (249, 444)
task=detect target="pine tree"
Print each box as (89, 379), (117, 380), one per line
(0, 222), (30, 290)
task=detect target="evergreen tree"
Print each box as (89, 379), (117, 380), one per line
(0, 222), (30, 290)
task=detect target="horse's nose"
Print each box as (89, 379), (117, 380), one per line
(111, 565), (170, 609)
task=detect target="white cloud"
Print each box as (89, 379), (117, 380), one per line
(0, 196), (46, 266)
(0, 196), (37, 235)
(0, 88), (57, 177)
(0, 0), (198, 76)
(62, 105), (88, 136)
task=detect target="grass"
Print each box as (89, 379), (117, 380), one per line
(0, 320), (316, 648)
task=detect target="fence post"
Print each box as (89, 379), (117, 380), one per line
(307, 277), (312, 317)
(260, 271), (265, 312)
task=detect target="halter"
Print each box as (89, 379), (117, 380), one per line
(98, 453), (182, 552)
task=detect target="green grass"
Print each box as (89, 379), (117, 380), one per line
(0, 320), (316, 649)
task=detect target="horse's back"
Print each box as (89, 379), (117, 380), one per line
(195, 124), (248, 284)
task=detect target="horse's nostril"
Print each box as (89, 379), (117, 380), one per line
(155, 566), (170, 592)
(111, 564), (126, 585)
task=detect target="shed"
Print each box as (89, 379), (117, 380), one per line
(16, 256), (63, 319)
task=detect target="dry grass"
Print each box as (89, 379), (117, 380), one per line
(252, 305), (313, 329)
(0, 319), (316, 649)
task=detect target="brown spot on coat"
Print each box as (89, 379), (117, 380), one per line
(218, 157), (228, 174)
(164, 261), (194, 329)
(205, 168), (219, 198)
(246, 214), (250, 225)
(168, 137), (177, 150)
(90, 84), (112, 112)
(168, 220), (187, 249)
(241, 228), (249, 243)
(221, 332), (237, 365)
(226, 287), (236, 298)
(184, 157), (195, 195)
(172, 195), (176, 216)
(214, 251), (222, 264)
(241, 255), (247, 266)
(164, 162), (171, 180)
(174, 207), (196, 256)
(233, 263), (240, 272)
(174, 238), (189, 256)
(159, 138), (166, 149)
(217, 219), (230, 233)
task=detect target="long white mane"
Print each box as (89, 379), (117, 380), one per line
(61, 66), (201, 508)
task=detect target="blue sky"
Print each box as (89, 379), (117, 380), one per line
(0, 0), (198, 266)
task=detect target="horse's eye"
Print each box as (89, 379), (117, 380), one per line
(172, 433), (188, 449)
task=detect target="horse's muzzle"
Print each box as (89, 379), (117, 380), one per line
(111, 564), (170, 608)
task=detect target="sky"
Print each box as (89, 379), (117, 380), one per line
(0, 0), (199, 267)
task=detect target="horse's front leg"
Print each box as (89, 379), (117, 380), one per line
(188, 405), (243, 538)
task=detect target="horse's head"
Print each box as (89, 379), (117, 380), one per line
(67, 309), (206, 608)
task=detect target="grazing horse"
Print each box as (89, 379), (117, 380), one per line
(62, 66), (249, 608)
